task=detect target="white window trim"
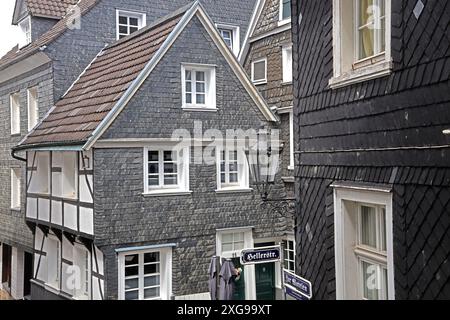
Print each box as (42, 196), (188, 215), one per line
(45, 235), (61, 291)
(143, 146), (191, 196)
(117, 247), (172, 300)
(216, 23), (240, 56)
(181, 63), (217, 111)
(215, 146), (250, 193)
(278, 0), (292, 26)
(27, 87), (39, 132)
(10, 93), (20, 136)
(10, 168), (21, 210)
(216, 227), (256, 300)
(330, 0), (392, 89)
(251, 57), (267, 85)
(282, 44), (293, 84)
(115, 9), (147, 40)
(288, 110), (294, 170)
(333, 187), (395, 300)
(18, 16), (31, 47)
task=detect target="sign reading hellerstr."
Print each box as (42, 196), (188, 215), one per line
(283, 269), (312, 300)
(240, 246), (281, 265)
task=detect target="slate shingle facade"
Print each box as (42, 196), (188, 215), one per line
(292, 0), (450, 299)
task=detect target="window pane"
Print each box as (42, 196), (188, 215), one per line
(380, 208), (387, 251)
(125, 290), (139, 300)
(196, 82), (205, 93)
(119, 16), (127, 24)
(196, 94), (205, 104)
(144, 287), (160, 299)
(185, 81), (192, 93)
(223, 234), (233, 243)
(196, 71), (205, 82)
(359, 27), (375, 59)
(360, 206), (377, 248)
(125, 266), (138, 277)
(164, 151), (176, 162)
(229, 173), (238, 183)
(125, 254), (138, 265)
(144, 263), (160, 275)
(125, 278), (138, 290)
(234, 233), (244, 241)
(282, 0), (291, 20)
(185, 70), (192, 80)
(119, 25), (128, 34)
(234, 241), (244, 251)
(144, 252), (160, 263)
(129, 17), (138, 26)
(144, 275), (160, 287)
(148, 176), (159, 186)
(148, 163), (158, 174)
(129, 27), (138, 34)
(361, 261), (380, 300)
(148, 151), (159, 162)
(253, 61), (266, 81)
(164, 175), (177, 185)
(186, 93), (192, 104)
(222, 243), (233, 252)
(221, 173), (226, 184)
(164, 163), (177, 174)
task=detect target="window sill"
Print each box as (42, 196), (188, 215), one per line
(215, 188), (253, 194)
(10, 207), (21, 212)
(10, 133), (21, 137)
(288, 165), (294, 171)
(253, 80), (267, 86)
(143, 190), (193, 197)
(278, 19), (291, 27)
(182, 106), (217, 112)
(282, 81), (293, 86)
(329, 60), (392, 89)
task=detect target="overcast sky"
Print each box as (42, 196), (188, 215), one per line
(0, 0), (22, 57)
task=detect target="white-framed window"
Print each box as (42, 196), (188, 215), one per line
(251, 58), (267, 85)
(116, 10), (146, 40)
(27, 87), (39, 131)
(10, 168), (21, 210)
(289, 110), (294, 170)
(19, 16), (31, 47)
(143, 147), (190, 195)
(283, 239), (295, 273)
(216, 147), (249, 192)
(333, 186), (394, 300)
(61, 153), (78, 199)
(73, 245), (90, 300)
(10, 93), (20, 135)
(330, 0), (392, 88)
(46, 236), (61, 290)
(216, 24), (240, 56)
(181, 64), (216, 110)
(279, 0), (292, 25)
(118, 247), (172, 300)
(282, 45), (293, 83)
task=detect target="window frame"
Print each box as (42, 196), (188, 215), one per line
(118, 247), (172, 300)
(10, 92), (21, 135)
(18, 16), (31, 47)
(181, 63), (216, 110)
(143, 146), (190, 195)
(27, 87), (39, 132)
(278, 0), (292, 26)
(333, 186), (395, 300)
(282, 45), (293, 83)
(330, 0), (392, 89)
(216, 24), (240, 56)
(216, 146), (250, 192)
(46, 235), (61, 290)
(251, 57), (267, 85)
(283, 238), (296, 273)
(10, 168), (21, 210)
(115, 9), (146, 40)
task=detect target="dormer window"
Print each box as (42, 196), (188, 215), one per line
(217, 24), (240, 56)
(19, 16), (31, 47)
(116, 10), (146, 40)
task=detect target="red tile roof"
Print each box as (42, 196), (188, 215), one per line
(0, 0), (99, 70)
(27, 0), (79, 19)
(19, 11), (185, 148)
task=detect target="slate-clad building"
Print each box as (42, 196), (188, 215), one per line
(12, 2), (293, 300)
(292, 0), (450, 299)
(0, 0), (258, 299)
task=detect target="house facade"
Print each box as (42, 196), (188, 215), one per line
(241, 0), (295, 268)
(13, 2), (293, 300)
(0, 0), (258, 299)
(292, 0), (450, 299)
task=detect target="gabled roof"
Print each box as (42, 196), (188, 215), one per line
(1, 0), (99, 71)
(16, 1), (277, 152)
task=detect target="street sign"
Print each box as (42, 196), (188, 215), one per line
(240, 246), (281, 265)
(285, 285), (309, 300)
(283, 269), (312, 299)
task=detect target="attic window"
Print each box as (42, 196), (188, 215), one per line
(217, 24), (240, 56)
(279, 0), (292, 25)
(181, 64), (216, 110)
(19, 16), (31, 47)
(116, 10), (146, 40)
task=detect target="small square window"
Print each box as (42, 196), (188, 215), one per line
(116, 10), (146, 40)
(182, 65), (216, 110)
(251, 58), (267, 85)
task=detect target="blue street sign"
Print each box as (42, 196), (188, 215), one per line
(240, 246), (281, 265)
(283, 269), (312, 299)
(285, 285), (309, 300)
